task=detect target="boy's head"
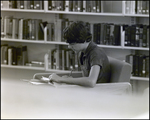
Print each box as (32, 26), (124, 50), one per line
(63, 21), (92, 44)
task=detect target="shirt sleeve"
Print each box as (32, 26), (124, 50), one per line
(90, 55), (103, 69)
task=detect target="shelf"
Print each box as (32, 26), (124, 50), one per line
(124, 14), (149, 17)
(130, 76), (149, 81)
(1, 8), (44, 13)
(45, 41), (68, 45)
(97, 45), (122, 49)
(1, 38), (45, 44)
(1, 64), (45, 70)
(123, 46), (149, 51)
(45, 10), (124, 16)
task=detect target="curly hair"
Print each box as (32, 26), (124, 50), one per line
(63, 21), (92, 44)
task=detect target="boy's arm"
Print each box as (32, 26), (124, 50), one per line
(50, 65), (100, 87)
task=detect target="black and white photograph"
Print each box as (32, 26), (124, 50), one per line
(1, 0), (149, 119)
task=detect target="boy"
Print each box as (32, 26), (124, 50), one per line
(49, 21), (111, 87)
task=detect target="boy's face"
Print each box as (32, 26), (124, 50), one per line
(68, 43), (85, 53)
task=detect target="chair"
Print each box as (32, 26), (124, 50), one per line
(108, 56), (132, 83)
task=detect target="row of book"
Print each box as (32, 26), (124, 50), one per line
(1, 44), (28, 66)
(124, 24), (149, 47)
(45, 46), (81, 71)
(1, 16), (44, 40)
(48, 1), (102, 13)
(1, 1), (44, 10)
(93, 23), (121, 46)
(125, 1), (149, 14)
(126, 54), (149, 77)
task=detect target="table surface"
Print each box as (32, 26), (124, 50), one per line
(1, 78), (149, 119)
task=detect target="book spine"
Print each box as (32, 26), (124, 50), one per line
(8, 47), (13, 65)
(109, 24), (114, 45)
(135, 25), (140, 47)
(139, 25), (143, 47)
(3, 46), (8, 64)
(20, 1), (24, 9)
(142, 25), (147, 47)
(18, 18), (23, 39)
(62, 49), (66, 70)
(138, 54), (144, 77)
(22, 46), (28, 65)
(23, 19), (28, 39)
(1, 16), (4, 38)
(66, 50), (70, 70)
(142, 1), (147, 14)
(133, 54), (139, 76)
(125, 1), (130, 14)
(2, 1), (9, 9)
(16, 46), (23, 65)
(48, 49), (52, 69)
(24, 1), (27, 9)
(17, 1), (20, 9)
(96, 1), (101, 13)
(97, 23), (101, 44)
(12, 47), (17, 65)
(69, 0), (73, 11)
(146, 1), (149, 14)
(48, 1), (52, 10)
(31, 19), (35, 40)
(30, 1), (34, 9)
(142, 55), (146, 77)
(12, 18), (19, 39)
(83, 0), (86, 12)
(145, 56), (149, 77)
(130, 25), (136, 46)
(147, 26), (149, 47)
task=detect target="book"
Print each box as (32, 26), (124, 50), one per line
(1, 1), (9, 8)
(31, 19), (36, 40)
(4, 16), (13, 38)
(137, 1), (142, 14)
(17, 1), (20, 9)
(69, 0), (73, 11)
(30, 1), (34, 9)
(61, 49), (66, 70)
(138, 54), (144, 77)
(48, 1), (52, 10)
(23, 19), (28, 39)
(142, 1), (147, 14)
(125, 1), (131, 14)
(1, 45), (8, 65)
(96, 0), (101, 13)
(56, 45), (62, 70)
(20, 0), (24, 9)
(135, 24), (140, 47)
(86, 1), (91, 12)
(133, 54), (139, 76)
(16, 46), (28, 65)
(146, 1), (149, 14)
(12, 18), (19, 39)
(142, 25), (147, 47)
(93, 23), (98, 44)
(8, 47), (13, 65)
(24, 1), (28, 9)
(77, 1), (83, 12)
(91, 1), (96, 13)
(139, 24), (143, 47)
(35, 19), (44, 40)
(12, 46), (17, 65)
(51, 48), (57, 69)
(18, 18), (23, 39)
(125, 54), (134, 74)
(73, 1), (77, 12)
(1, 16), (4, 38)
(124, 25), (130, 46)
(145, 56), (149, 77)
(147, 25), (149, 47)
(109, 23), (115, 45)
(130, 25), (136, 46)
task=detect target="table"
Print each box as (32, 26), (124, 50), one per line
(1, 78), (149, 119)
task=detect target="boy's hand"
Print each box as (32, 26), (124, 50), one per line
(49, 73), (61, 83)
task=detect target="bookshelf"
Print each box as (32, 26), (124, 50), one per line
(1, 1), (149, 82)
